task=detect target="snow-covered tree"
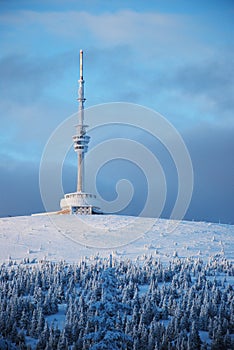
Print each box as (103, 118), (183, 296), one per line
(84, 268), (132, 349)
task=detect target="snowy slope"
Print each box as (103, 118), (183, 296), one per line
(0, 214), (233, 263)
(0, 214), (234, 350)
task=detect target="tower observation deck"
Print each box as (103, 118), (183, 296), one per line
(60, 50), (101, 215)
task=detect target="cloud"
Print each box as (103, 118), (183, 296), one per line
(0, 158), (44, 217)
(0, 10), (210, 60)
(184, 123), (234, 224)
(130, 52), (234, 129)
(173, 57), (234, 116)
(0, 52), (75, 103)
(1, 120), (233, 223)
(0, 51), (78, 162)
(1, 8), (232, 116)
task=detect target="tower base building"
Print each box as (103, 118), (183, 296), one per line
(60, 192), (101, 215)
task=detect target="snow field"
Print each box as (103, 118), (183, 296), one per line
(0, 214), (233, 264)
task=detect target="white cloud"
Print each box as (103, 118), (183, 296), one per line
(0, 9), (211, 61)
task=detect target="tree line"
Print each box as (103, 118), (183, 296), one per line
(0, 254), (233, 349)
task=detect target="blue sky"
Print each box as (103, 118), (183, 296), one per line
(0, 0), (234, 223)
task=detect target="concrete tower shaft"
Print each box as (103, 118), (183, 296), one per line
(73, 50), (90, 193)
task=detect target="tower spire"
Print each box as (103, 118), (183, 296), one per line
(78, 50), (85, 136)
(80, 49), (83, 80)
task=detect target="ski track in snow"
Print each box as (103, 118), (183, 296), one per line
(0, 214), (233, 263)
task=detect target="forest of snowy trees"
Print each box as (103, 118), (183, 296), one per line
(0, 254), (233, 349)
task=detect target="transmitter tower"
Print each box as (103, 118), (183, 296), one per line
(60, 50), (100, 215)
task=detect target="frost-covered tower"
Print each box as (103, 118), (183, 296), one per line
(60, 50), (100, 215)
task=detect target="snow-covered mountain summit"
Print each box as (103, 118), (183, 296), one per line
(0, 214), (233, 263)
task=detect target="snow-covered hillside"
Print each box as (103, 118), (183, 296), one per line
(0, 215), (234, 349)
(0, 214), (233, 263)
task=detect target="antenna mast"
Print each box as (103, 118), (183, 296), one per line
(74, 50), (89, 192)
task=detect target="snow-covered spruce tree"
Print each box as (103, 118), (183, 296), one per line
(210, 323), (225, 350)
(29, 308), (39, 338)
(188, 321), (201, 350)
(36, 321), (50, 350)
(84, 267), (132, 349)
(0, 338), (19, 350)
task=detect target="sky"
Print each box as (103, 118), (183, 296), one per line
(0, 0), (234, 223)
